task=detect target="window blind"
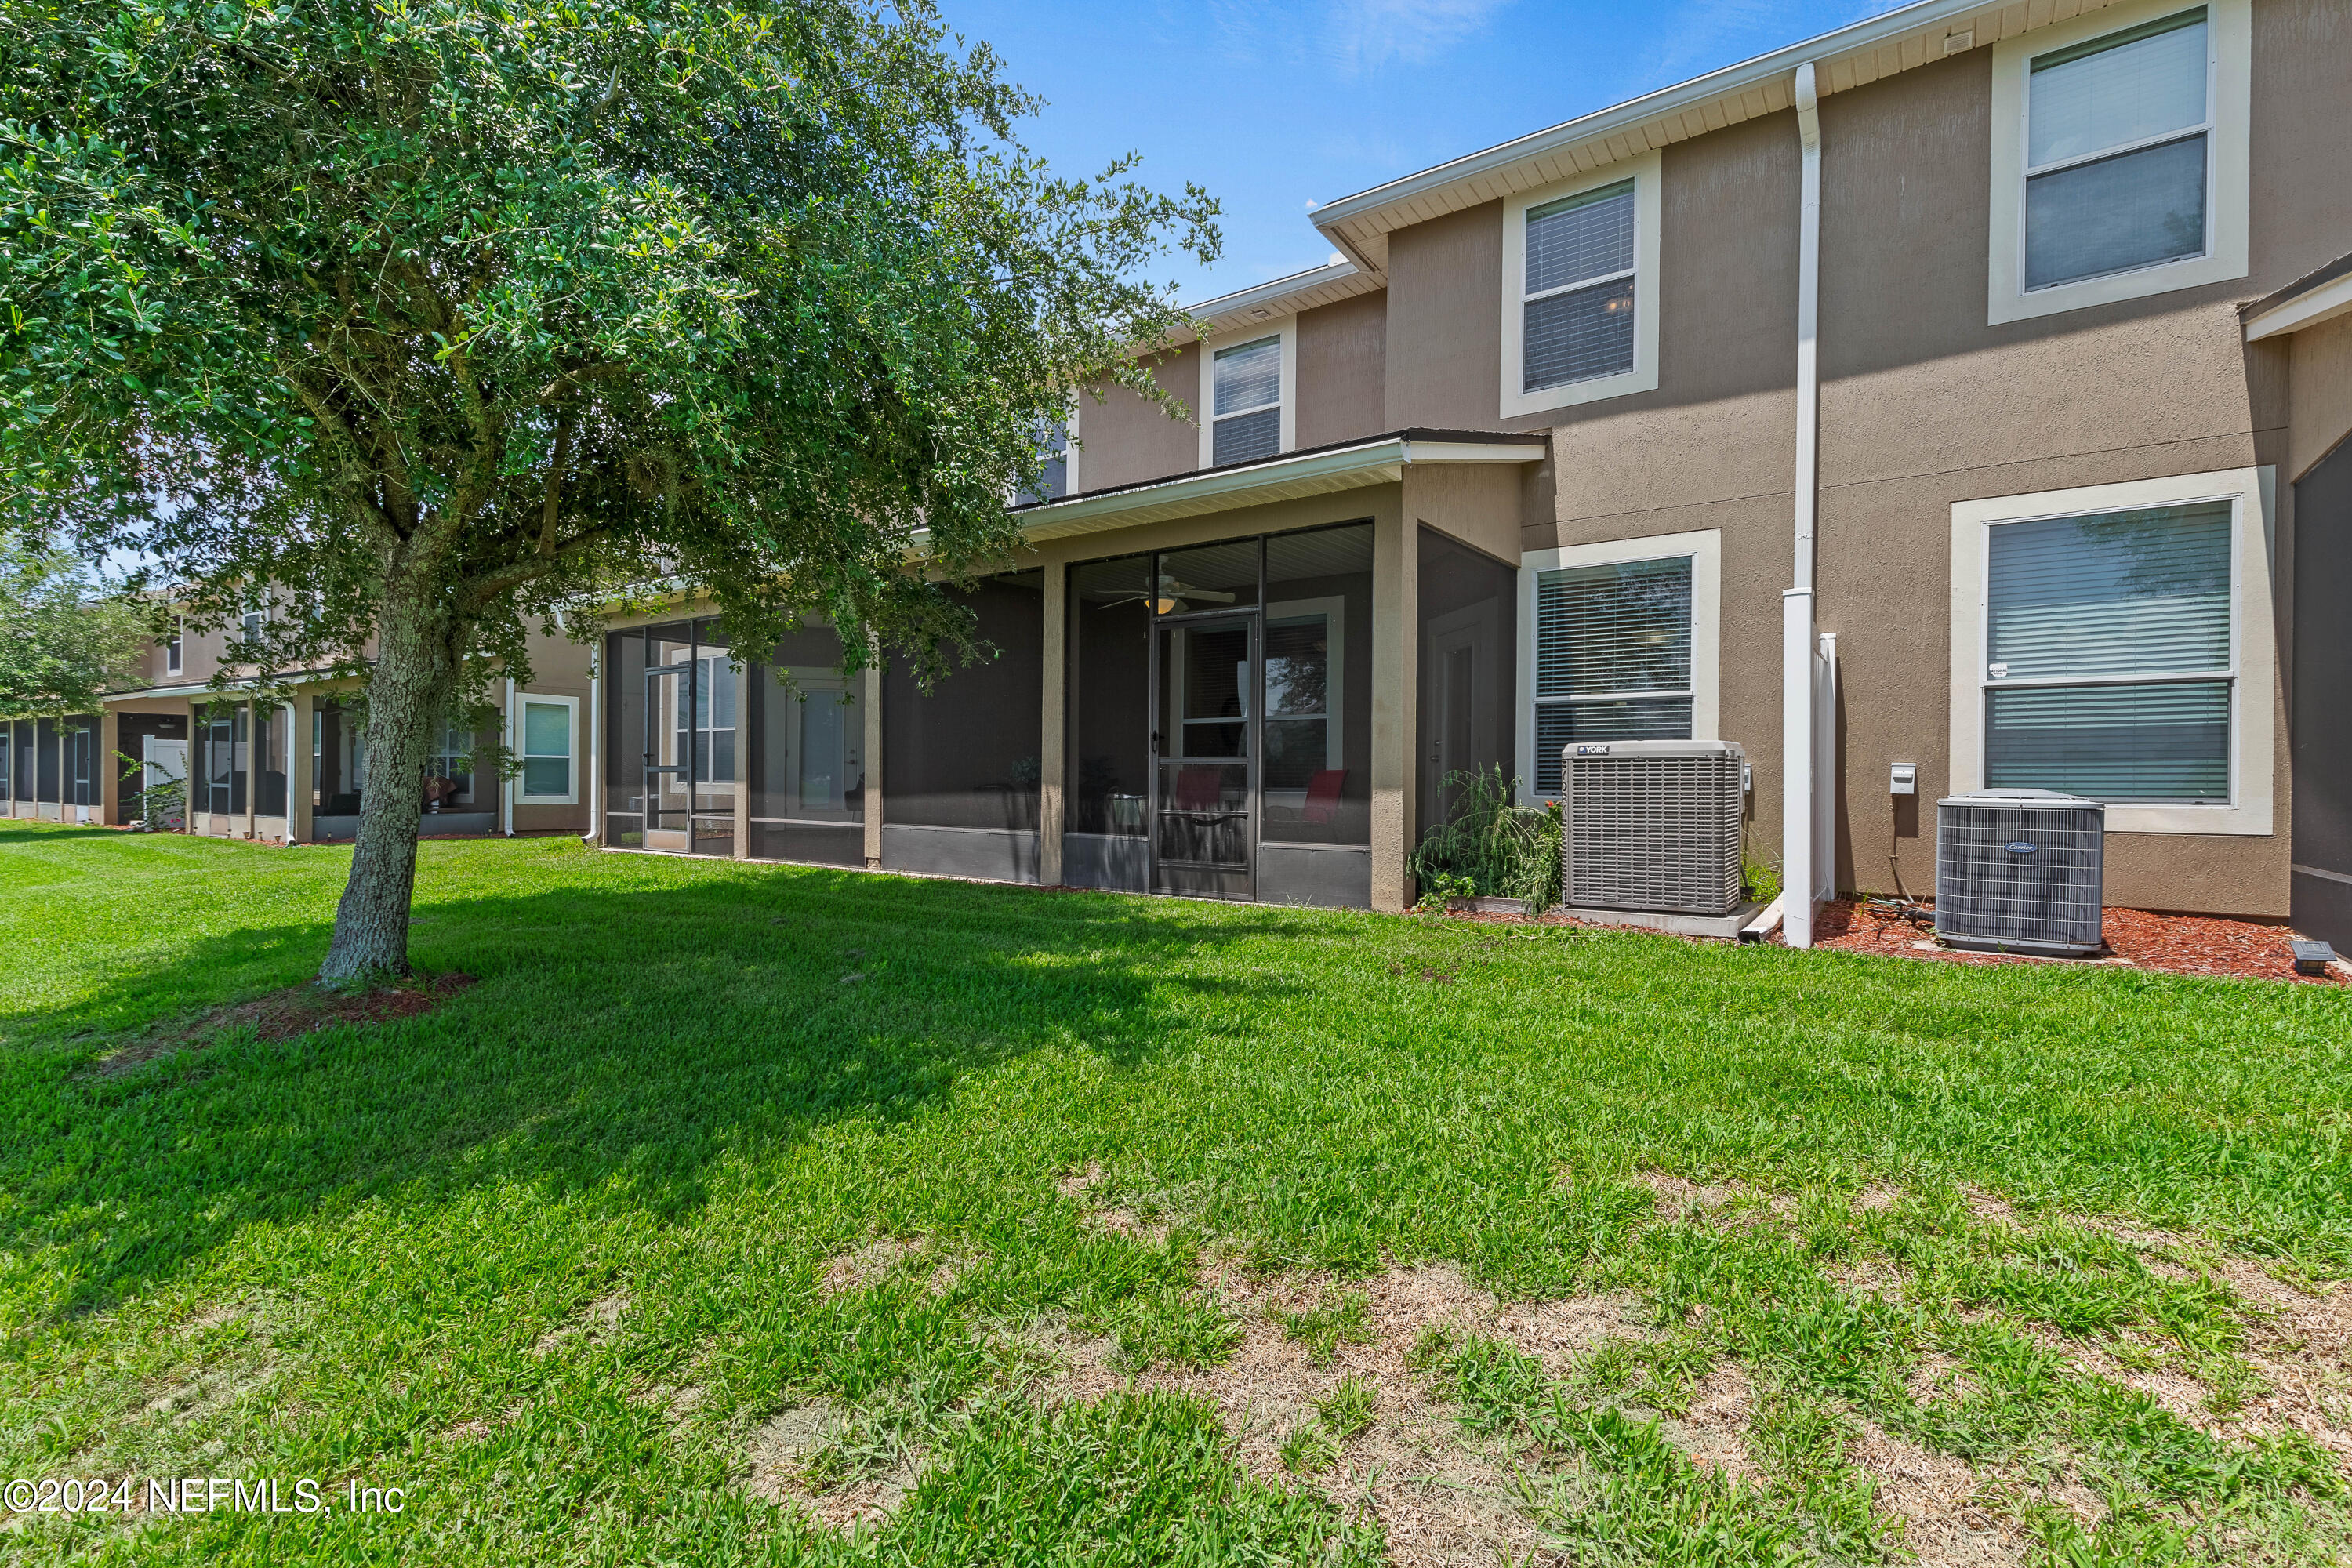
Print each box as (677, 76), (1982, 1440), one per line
(1984, 501), (2231, 803)
(1533, 557), (1692, 790)
(2029, 11), (2206, 165)
(1213, 337), (1280, 416)
(2024, 10), (2207, 290)
(1523, 181), (1636, 393)
(1213, 336), (1282, 464)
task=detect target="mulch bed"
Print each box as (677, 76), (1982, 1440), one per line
(1803, 898), (2340, 985)
(1422, 899), (2339, 985)
(88, 973), (477, 1077)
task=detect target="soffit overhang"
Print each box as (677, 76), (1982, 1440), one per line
(1010, 431), (1546, 543)
(1309, 0), (2129, 280)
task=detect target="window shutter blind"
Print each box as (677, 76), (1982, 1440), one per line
(1536, 559), (1692, 698)
(1984, 502), (2232, 803)
(1526, 183), (1633, 295)
(1213, 337), (1281, 415)
(1987, 503), (2230, 678)
(1523, 181), (1636, 393)
(2024, 10), (2208, 290)
(1532, 557), (1692, 790)
(2028, 11), (2206, 166)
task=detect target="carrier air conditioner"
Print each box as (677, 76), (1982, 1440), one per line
(1559, 740), (1745, 916)
(1934, 789), (2104, 956)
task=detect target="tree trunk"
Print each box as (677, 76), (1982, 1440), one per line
(318, 568), (458, 983)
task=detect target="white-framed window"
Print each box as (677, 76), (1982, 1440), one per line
(1515, 528), (1721, 802)
(1501, 149), (1661, 418)
(1199, 321), (1294, 469)
(1987, 0), (2249, 324)
(165, 619), (183, 675)
(1947, 466), (2274, 834)
(517, 695), (578, 804)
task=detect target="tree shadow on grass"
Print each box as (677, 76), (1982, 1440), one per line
(0, 863), (1322, 1322)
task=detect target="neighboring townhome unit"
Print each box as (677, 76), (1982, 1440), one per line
(56, 608), (597, 844)
(587, 0), (2351, 945)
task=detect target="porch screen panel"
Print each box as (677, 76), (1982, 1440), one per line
(750, 620), (866, 866)
(1416, 530), (1519, 842)
(688, 618), (737, 855)
(36, 717), (59, 802)
(257, 706), (288, 816)
(884, 572), (1044, 831)
(1069, 554), (1152, 838)
(1264, 524), (1374, 846)
(1532, 557), (1692, 793)
(603, 628), (648, 845)
(1984, 501), (2231, 801)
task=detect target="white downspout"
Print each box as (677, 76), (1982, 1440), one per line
(502, 676), (516, 836)
(1783, 60), (1824, 949)
(583, 662), (601, 845)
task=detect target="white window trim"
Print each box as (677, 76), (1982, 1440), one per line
(1500, 148), (1662, 419)
(1947, 466), (2274, 834)
(1515, 528), (1721, 807)
(1198, 318), (1296, 470)
(1987, 0), (2249, 325)
(516, 693), (579, 804)
(165, 619), (183, 676)
(1062, 395), (1081, 498)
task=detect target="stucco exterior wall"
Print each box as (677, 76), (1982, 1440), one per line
(1080, 345), (1199, 492)
(1294, 292), (1387, 450)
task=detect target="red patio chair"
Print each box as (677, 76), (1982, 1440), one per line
(1302, 768), (1347, 824)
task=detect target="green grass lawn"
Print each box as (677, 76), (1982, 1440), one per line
(2, 822), (2349, 1566)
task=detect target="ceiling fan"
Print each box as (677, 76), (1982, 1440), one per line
(1096, 573), (1239, 615)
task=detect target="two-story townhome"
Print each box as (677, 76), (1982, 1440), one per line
(7, 612), (597, 844)
(406, 0), (2352, 949)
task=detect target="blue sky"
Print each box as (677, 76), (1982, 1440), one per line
(935, 0), (1901, 304)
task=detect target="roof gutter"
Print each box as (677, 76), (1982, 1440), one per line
(1308, 0), (1996, 264)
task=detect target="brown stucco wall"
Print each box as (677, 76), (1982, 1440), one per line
(1295, 292), (1388, 449)
(1383, 202), (1504, 430)
(1079, 345), (1199, 492)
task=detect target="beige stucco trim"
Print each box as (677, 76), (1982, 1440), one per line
(1371, 509), (1417, 913)
(1197, 316), (1298, 470)
(1947, 464), (2274, 835)
(1515, 528), (1722, 807)
(1986, 0), (2250, 326)
(1499, 150), (1662, 419)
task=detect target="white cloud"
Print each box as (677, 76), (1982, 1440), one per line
(1319, 0), (1513, 77)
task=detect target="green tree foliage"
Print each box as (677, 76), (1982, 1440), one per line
(0, 535), (151, 720)
(0, 0), (1218, 976)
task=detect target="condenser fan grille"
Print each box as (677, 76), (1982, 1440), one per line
(1560, 742), (1745, 916)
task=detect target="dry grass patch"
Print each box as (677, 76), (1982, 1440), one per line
(531, 1288), (627, 1358)
(818, 1237), (922, 1297)
(1854, 1421), (2027, 1566)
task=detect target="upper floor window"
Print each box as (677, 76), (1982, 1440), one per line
(165, 620), (183, 675)
(1523, 180), (1635, 392)
(1987, 0), (2248, 324)
(1210, 336), (1283, 465)
(2024, 9), (2209, 292)
(1014, 418), (1070, 505)
(1500, 151), (1661, 417)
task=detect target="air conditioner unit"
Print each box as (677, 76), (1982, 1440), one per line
(1934, 789), (2104, 956)
(1559, 740), (1745, 916)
